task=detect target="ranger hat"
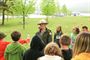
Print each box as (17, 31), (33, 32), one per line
(38, 19), (48, 25)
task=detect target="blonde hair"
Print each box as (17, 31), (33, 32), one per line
(44, 42), (61, 56)
(73, 32), (90, 56)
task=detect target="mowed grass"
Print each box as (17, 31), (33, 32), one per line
(0, 16), (90, 42)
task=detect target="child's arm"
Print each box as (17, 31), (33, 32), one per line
(18, 38), (30, 44)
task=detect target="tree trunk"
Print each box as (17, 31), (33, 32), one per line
(46, 16), (48, 22)
(2, 9), (5, 25)
(23, 10), (25, 29)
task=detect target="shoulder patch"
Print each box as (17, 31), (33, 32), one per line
(49, 32), (52, 35)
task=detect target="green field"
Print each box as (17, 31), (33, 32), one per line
(0, 16), (90, 42)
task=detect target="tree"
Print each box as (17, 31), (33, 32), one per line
(55, 0), (62, 17)
(61, 4), (71, 16)
(0, 0), (13, 25)
(61, 5), (68, 15)
(41, 0), (57, 20)
(10, 0), (35, 29)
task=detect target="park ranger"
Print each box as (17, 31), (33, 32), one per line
(36, 19), (52, 46)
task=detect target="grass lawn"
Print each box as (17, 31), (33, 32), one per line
(0, 16), (90, 42)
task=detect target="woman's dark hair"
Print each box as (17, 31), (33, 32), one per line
(11, 31), (21, 41)
(30, 35), (45, 51)
(56, 26), (63, 33)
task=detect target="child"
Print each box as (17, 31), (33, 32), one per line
(54, 26), (63, 47)
(82, 26), (89, 32)
(70, 27), (80, 48)
(0, 32), (10, 60)
(4, 31), (25, 60)
(72, 32), (90, 60)
(59, 35), (72, 60)
(38, 42), (63, 60)
(0, 31), (29, 60)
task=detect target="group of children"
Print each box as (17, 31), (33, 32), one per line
(0, 31), (30, 60)
(0, 25), (90, 60)
(23, 29), (90, 60)
(54, 25), (89, 47)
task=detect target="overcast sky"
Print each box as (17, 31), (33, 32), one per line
(58, 0), (90, 7)
(58, 0), (90, 12)
(35, 0), (90, 13)
(58, 0), (90, 5)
